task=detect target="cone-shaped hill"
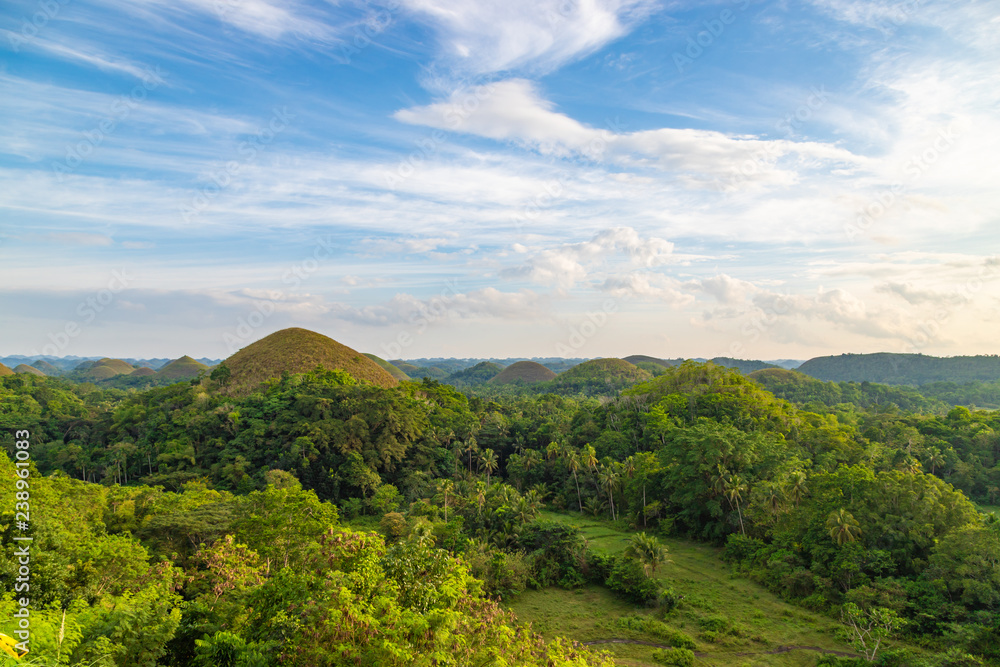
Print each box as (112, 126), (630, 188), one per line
(15, 364), (46, 376)
(363, 354), (410, 381)
(490, 360), (557, 384)
(0, 363), (14, 377)
(74, 358), (136, 380)
(223, 328), (398, 395)
(554, 358), (651, 394)
(130, 367), (157, 377)
(156, 355), (209, 380)
(31, 359), (61, 376)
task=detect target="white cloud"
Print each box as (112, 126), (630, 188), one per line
(395, 79), (865, 182)
(501, 227), (675, 288)
(398, 0), (659, 75)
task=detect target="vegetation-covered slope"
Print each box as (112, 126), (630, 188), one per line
(798, 352), (1000, 384)
(554, 358), (652, 395)
(30, 359), (62, 375)
(3, 358), (999, 666)
(363, 353), (410, 381)
(155, 355), (209, 380)
(446, 361), (503, 386)
(73, 357), (136, 380)
(0, 362), (13, 377)
(221, 327), (398, 395)
(13, 363), (45, 376)
(490, 360), (557, 384)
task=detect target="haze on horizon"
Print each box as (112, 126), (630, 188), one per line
(1, 0), (998, 361)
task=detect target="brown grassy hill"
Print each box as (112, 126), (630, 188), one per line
(157, 355), (209, 380)
(130, 367), (157, 377)
(363, 354), (410, 381)
(0, 363), (14, 377)
(490, 360), (557, 384)
(14, 364), (46, 376)
(75, 358), (136, 380)
(223, 328), (398, 395)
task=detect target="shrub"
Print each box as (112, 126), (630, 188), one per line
(651, 647), (695, 666)
(606, 556), (661, 605)
(380, 511), (408, 540)
(614, 616), (695, 649)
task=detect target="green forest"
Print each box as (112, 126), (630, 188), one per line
(2, 359), (999, 666)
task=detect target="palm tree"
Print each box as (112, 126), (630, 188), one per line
(599, 465), (620, 521)
(566, 450), (584, 513)
(437, 479), (454, 522)
(786, 471), (808, 506)
(725, 474), (747, 535)
(463, 436), (478, 475)
(479, 448), (499, 485)
(762, 481), (784, 516)
(826, 508), (862, 545)
(926, 448), (945, 476)
(626, 532), (669, 577)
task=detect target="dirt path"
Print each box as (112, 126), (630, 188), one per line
(582, 638), (861, 659)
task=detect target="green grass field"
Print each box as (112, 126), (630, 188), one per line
(506, 512), (859, 667)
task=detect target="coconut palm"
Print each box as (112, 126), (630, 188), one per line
(725, 474), (747, 535)
(437, 479), (454, 522)
(827, 508), (862, 545)
(626, 532), (670, 577)
(786, 471), (808, 506)
(565, 449), (584, 513)
(479, 448), (499, 485)
(599, 465), (621, 521)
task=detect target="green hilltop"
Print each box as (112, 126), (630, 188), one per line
(363, 353), (410, 381)
(554, 358), (651, 394)
(30, 359), (62, 376)
(14, 364), (46, 376)
(221, 327), (398, 395)
(73, 358), (136, 380)
(797, 352), (1000, 385)
(156, 355), (209, 380)
(0, 363), (13, 377)
(490, 360), (557, 384)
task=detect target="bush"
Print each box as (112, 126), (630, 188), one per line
(651, 647), (695, 666)
(339, 497), (363, 520)
(380, 511), (408, 540)
(606, 556), (661, 605)
(614, 616), (695, 649)
(722, 533), (766, 564)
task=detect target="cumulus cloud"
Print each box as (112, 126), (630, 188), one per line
(333, 287), (547, 326)
(501, 227), (675, 288)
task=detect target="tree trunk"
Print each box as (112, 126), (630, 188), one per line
(573, 471), (583, 513)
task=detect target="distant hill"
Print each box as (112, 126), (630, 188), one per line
(222, 328), (398, 395)
(73, 358), (136, 380)
(0, 363), (13, 377)
(748, 368), (948, 412)
(797, 353), (1000, 385)
(709, 357), (780, 374)
(130, 367), (157, 377)
(554, 358), (651, 395)
(392, 361), (448, 380)
(447, 361), (503, 386)
(156, 355), (209, 381)
(30, 359), (61, 376)
(363, 354), (410, 381)
(490, 360), (557, 385)
(14, 364), (45, 376)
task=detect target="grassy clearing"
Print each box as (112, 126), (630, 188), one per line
(508, 512), (855, 667)
(978, 503), (999, 516)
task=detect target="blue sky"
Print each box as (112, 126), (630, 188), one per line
(1, 0), (998, 360)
